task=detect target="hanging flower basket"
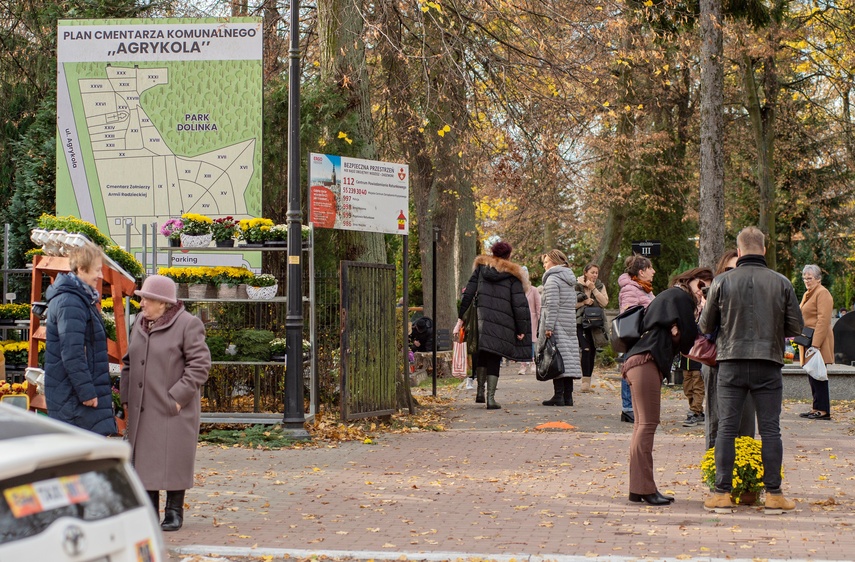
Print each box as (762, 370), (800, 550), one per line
(246, 284), (278, 300)
(180, 233), (212, 248)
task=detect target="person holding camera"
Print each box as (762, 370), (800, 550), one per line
(575, 263), (608, 392)
(671, 267), (714, 427)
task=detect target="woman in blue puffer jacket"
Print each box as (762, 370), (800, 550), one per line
(44, 241), (116, 436)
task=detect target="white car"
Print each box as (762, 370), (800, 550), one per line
(0, 403), (166, 561)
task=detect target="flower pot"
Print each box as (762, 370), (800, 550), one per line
(114, 416), (127, 437)
(188, 283), (210, 299)
(180, 233), (212, 248)
(217, 285), (238, 299)
(271, 354), (286, 362)
(731, 490), (758, 506)
(167, 237), (180, 247)
(176, 283), (189, 299)
(246, 284), (278, 300)
(264, 240), (287, 247)
(237, 284), (249, 299)
(239, 242), (265, 248)
(215, 239), (235, 248)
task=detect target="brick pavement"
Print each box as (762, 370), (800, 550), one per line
(170, 365), (855, 561)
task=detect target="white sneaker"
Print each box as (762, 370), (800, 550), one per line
(465, 378), (475, 390)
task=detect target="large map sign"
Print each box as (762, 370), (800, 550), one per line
(309, 153), (409, 235)
(56, 18), (262, 249)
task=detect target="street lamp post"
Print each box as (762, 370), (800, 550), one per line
(283, 0), (309, 439)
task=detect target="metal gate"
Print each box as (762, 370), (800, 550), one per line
(340, 261), (396, 420)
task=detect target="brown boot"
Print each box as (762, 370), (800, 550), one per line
(764, 493), (795, 514)
(704, 492), (735, 513)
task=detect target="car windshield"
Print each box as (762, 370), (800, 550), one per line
(0, 459), (141, 544)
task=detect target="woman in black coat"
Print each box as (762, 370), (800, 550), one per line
(622, 279), (700, 505)
(453, 240), (531, 409)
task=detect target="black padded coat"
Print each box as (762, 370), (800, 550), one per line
(458, 255), (532, 361)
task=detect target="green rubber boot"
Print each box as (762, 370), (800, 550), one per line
(475, 367), (487, 404)
(486, 375), (501, 410)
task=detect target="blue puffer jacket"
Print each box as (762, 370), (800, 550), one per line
(44, 273), (116, 435)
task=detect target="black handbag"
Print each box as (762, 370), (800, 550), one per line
(793, 326), (814, 348)
(462, 295), (478, 354)
(581, 305), (605, 329)
(610, 305), (645, 353)
(536, 337), (565, 381)
(462, 273), (482, 354)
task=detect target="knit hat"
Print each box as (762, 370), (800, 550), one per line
(135, 275), (177, 304)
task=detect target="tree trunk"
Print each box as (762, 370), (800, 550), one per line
(317, 0), (385, 263)
(742, 51), (778, 269)
(699, 0), (725, 269)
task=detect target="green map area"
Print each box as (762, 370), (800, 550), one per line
(60, 59), (261, 245)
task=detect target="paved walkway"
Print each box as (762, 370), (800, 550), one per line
(170, 365), (855, 561)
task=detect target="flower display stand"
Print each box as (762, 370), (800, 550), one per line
(26, 254), (137, 411)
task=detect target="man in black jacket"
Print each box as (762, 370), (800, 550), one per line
(699, 226), (803, 514)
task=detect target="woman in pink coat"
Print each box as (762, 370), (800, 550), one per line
(121, 275), (211, 532)
(616, 255), (656, 423)
(517, 266), (542, 375)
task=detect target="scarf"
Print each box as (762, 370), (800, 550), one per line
(140, 301), (184, 334)
(632, 276), (653, 294)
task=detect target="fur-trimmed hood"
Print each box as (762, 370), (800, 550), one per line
(472, 255), (531, 293)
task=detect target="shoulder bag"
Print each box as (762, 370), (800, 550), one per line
(610, 305), (645, 353)
(536, 336), (565, 381)
(686, 333), (717, 366)
(461, 273), (481, 354)
(793, 326), (814, 348)
(581, 305), (605, 329)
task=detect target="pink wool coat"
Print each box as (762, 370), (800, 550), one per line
(120, 303), (211, 491)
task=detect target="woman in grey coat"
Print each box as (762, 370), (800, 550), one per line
(120, 275), (211, 532)
(537, 249), (582, 405)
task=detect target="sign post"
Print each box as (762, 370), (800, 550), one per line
(631, 240), (662, 257)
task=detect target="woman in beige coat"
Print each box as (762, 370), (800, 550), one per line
(798, 264), (833, 420)
(120, 275), (211, 531)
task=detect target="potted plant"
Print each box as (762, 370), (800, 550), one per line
(160, 218), (184, 247)
(2, 342), (30, 370)
(105, 245), (144, 279)
(238, 218), (274, 246)
(269, 338), (287, 361)
(265, 224), (288, 247)
(0, 304), (30, 325)
(211, 216), (239, 247)
(701, 436), (769, 505)
(212, 266), (254, 299)
(158, 267), (191, 298)
(246, 273), (278, 300)
(179, 213), (213, 247)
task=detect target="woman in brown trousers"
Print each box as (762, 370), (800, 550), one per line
(622, 278), (699, 505)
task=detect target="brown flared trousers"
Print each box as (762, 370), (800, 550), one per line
(625, 358), (663, 495)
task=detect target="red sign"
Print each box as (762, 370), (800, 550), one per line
(310, 185), (337, 228)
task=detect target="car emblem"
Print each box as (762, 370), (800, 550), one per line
(62, 525), (85, 557)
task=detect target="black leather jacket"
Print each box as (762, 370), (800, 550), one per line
(699, 254), (803, 365)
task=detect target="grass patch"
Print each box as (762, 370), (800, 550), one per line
(199, 424), (294, 449)
(416, 376), (462, 389)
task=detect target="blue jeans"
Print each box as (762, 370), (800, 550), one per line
(621, 378), (633, 412)
(714, 360), (783, 493)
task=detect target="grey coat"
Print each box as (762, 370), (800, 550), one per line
(537, 266), (582, 379)
(120, 303), (211, 491)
